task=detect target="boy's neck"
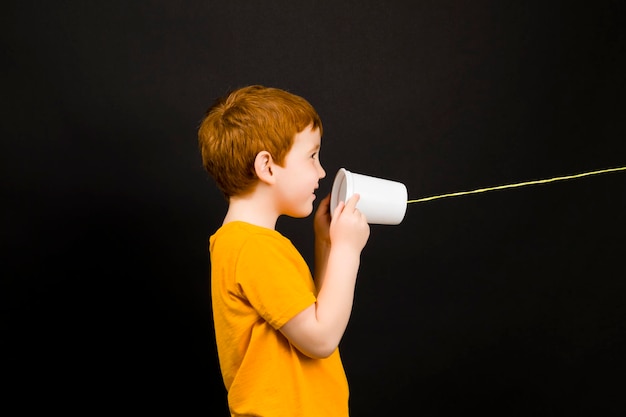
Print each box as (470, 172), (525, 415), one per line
(223, 193), (279, 230)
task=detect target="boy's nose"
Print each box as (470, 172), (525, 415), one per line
(318, 164), (326, 179)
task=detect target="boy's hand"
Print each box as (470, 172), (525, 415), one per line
(329, 194), (370, 253)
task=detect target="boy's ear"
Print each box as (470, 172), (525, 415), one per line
(254, 150), (276, 185)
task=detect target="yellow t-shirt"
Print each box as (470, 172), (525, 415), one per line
(209, 221), (349, 417)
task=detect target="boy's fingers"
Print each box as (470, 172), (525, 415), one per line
(344, 193), (360, 211)
(332, 200), (345, 218)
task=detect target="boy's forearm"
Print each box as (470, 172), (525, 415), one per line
(313, 238), (331, 289)
(314, 244), (361, 349)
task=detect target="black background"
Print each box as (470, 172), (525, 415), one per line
(3, 1), (626, 415)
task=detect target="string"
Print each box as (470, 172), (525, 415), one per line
(407, 166), (626, 204)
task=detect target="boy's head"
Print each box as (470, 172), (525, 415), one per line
(198, 85), (323, 200)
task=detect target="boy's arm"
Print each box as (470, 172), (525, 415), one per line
(280, 194), (370, 359)
(313, 194), (332, 290)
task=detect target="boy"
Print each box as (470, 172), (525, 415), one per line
(198, 85), (370, 416)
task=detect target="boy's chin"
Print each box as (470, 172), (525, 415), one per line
(284, 206), (314, 219)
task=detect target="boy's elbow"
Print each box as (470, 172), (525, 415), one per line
(280, 307), (339, 359)
(285, 332), (338, 359)
(298, 341), (338, 359)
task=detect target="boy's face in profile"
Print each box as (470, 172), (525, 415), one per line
(273, 124), (326, 218)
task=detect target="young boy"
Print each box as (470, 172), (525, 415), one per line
(198, 85), (370, 416)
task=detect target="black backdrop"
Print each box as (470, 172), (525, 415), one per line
(4, 1), (626, 415)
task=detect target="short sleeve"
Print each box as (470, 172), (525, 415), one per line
(235, 234), (316, 329)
